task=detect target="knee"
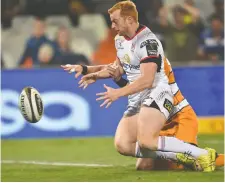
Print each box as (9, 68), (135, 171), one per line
(114, 139), (132, 156)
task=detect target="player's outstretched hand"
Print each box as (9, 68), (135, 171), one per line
(78, 73), (97, 89)
(107, 64), (122, 81)
(96, 84), (120, 108)
(61, 64), (83, 78)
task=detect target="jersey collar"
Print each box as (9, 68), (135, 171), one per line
(124, 24), (146, 41)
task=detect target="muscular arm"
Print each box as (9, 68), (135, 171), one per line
(91, 65), (128, 87)
(62, 58), (120, 78)
(115, 36), (159, 97)
(90, 69), (112, 80)
(88, 58), (124, 79)
(78, 58), (124, 88)
(116, 62), (157, 97)
(86, 57), (122, 74)
(96, 62), (157, 108)
(86, 65), (107, 74)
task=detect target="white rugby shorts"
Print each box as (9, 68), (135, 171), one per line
(124, 84), (174, 120)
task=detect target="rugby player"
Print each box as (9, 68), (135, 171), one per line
(62, 61), (224, 171)
(62, 1), (217, 172)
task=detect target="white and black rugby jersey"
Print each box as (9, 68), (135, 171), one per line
(115, 24), (169, 88)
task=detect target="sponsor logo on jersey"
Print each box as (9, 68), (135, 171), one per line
(163, 98), (173, 113)
(140, 39), (159, 48)
(123, 63), (140, 70)
(140, 39), (159, 57)
(116, 39), (124, 49)
(120, 54), (140, 70)
(147, 50), (158, 56)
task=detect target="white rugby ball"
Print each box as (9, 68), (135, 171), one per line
(19, 87), (44, 123)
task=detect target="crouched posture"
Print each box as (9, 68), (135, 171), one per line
(62, 1), (219, 172)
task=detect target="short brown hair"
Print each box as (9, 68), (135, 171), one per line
(108, 1), (138, 22)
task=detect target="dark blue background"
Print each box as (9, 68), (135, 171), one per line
(1, 66), (224, 139)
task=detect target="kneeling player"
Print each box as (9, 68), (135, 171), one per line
(61, 61), (224, 171)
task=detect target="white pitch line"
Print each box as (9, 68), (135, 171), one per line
(1, 160), (113, 167)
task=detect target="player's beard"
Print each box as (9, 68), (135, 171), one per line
(118, 27), (128, 36)
(118, 31), (125, 36)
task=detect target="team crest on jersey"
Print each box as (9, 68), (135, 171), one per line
(122, 54), (130, 64)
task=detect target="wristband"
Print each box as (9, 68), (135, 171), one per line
(114, 77), (128, 88)
(81, 65), (88, 75)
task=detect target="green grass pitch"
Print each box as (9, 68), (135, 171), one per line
(1, 134), (224, 182)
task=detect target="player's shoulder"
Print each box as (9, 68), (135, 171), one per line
(137, 27), (159, 48)
(137, 26), (155, 40)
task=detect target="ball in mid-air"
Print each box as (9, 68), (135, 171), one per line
(19, 87), (44, 123)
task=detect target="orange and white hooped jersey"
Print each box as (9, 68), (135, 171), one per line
(163, 58), (190, 118)
(115, 25), (169, 88)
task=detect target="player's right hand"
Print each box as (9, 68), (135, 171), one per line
(78, 73), (98, 89)
(107, 63), (122, 81)
(61, 64), (83, 78)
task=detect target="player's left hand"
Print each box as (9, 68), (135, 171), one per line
(78, 73), (98, 89)
(96, 84), (120, 108)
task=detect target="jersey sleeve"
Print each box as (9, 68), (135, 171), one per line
(137, 37), (160, 62)
(137, 36), (162, 72)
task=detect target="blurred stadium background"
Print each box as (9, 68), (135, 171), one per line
(1, 0), (224, 181)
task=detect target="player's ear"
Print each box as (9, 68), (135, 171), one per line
(127, 16), (133, 23)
